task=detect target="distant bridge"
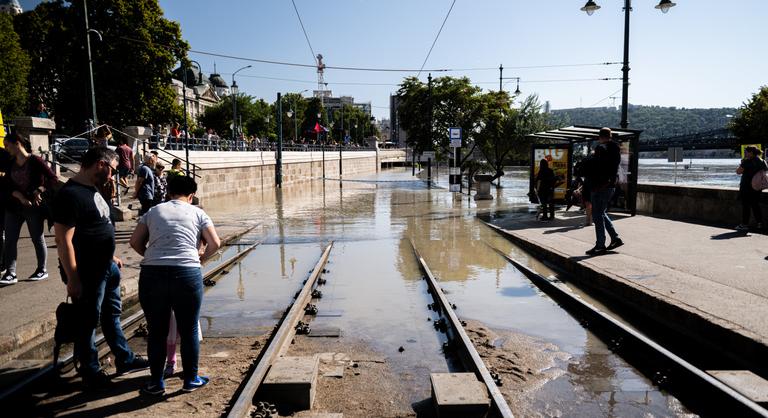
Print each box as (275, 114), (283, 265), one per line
(638, 128), (748, 152)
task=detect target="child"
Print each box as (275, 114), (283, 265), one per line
(165, 312), (203, 377)
(153, 164), (167, 205)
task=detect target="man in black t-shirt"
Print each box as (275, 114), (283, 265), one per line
(586, 128), (624, 256)
(53, 148), (148, 389)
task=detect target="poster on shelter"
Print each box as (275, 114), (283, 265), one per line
(0, 109), (5, 145)
(741, 144), (763, 159)
(533, 147), (570, 202)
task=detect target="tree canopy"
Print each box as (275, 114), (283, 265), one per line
(729, 86), (768, 144)
(0, 13), (30, 119)
(395, 75), (551, 174)
(13, 0), (188, 132)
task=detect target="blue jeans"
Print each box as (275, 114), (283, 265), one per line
(139, 265), (203, 383)
(75, 261), (135, 376)
(591, 187), (619, 248)
(4, 206), (47, 274)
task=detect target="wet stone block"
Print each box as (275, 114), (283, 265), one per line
(261, 356), (319, 410)
(430, 373), (490, 418)
(708, 370), (768, 402)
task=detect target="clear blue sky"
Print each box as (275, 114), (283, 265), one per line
(21, 0), (768, 120)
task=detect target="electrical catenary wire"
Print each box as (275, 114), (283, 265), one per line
(291, 0), (317, 64)
(417, 0), (457, 78)
(118, 35), (620, 74)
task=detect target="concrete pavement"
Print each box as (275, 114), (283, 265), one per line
(487, 209), (768, 374)
(0, 218), (253, 365)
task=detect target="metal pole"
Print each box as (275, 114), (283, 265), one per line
(83, 0), (98, 125)
(232, 82), (237, 144)
(499, 64), (503, 92)
(182, 64), (190, 175)
(277, 92), (283, 187)
(339, 104), (343, 180)
(621, 0), (631, 129)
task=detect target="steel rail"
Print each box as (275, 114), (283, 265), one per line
(482, 228), (768, 418)
(0, 241), (261, 402)
(410, 240), (515, 418)
(227, 241), (334, 418)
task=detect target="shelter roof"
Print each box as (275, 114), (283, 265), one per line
(527, 125), (642, 143)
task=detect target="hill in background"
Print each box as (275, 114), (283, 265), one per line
(550, 105), (738, 139)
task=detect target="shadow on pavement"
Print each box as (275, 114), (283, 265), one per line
(710, 231), (750, 240)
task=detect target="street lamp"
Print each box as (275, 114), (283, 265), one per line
(181, 59), (202, 176)
(83, 0), (100, 126)
(318, 111), (325, 178)
(581, 0), (676, 129)
(232, 65), (252, 143)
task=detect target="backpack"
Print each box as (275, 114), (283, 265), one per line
(752, 169), (768, 192)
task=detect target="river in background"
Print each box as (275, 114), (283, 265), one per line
(638, 158), (741, 188)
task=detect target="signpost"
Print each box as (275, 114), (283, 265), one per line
(449, 127), (462, 192)
(668, 146), (683, 184)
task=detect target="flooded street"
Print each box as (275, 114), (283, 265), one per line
(200, 168), (692, 417)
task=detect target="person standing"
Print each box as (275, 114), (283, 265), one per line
(153, 164), (167, 205)
(91, 126), (111, 149)
(130, 175), (221, 395)
(53, 148), (148, 389)
(115, 137), (134, 195)
(133, 151), (157, 215)
(535, 159), (556, 221)
(736, 146), (768, 231)
(169, 123), (181, 151)
(0, 133), (57, 285)
(167, 158), (185, 178)
(586, 128), (624, 256)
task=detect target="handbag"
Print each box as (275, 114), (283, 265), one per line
(53, 297), (79, 372)
(752, 170), (768, 192)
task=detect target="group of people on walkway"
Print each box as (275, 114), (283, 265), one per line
(536, 127), (625, 255)
(53, 145), (220, 393)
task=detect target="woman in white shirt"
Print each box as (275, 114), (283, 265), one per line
(130, 175), (221, 395)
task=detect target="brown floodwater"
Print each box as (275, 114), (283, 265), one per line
(200, 168), (693, 417)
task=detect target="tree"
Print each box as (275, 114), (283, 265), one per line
(730, 86), (768, 144)
(0, 13), (30, 119)
(14, 0), (188, 132)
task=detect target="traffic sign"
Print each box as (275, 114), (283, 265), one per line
(449, 127), (462, 148)
(421, 151), (436, 161)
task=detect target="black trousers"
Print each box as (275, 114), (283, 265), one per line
(741, 189), (763, 224)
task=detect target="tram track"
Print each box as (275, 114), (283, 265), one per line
(0, 239), (262, 403)
(483, 221), (768, 417)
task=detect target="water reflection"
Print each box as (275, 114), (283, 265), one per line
(199, 168), (689, 416)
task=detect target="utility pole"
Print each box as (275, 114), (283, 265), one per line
(277, 92), (283, 187)
(621, 0), (631, 129)
(83, 0), (98, 126)
(428, 73), (433, 187)
(499, 64), (503, 92)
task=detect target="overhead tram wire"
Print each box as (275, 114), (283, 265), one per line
(291, 0), (317, 63)
(116, 35), (620, 73)
(588, 88), (624, 107)
(416, 0), (457, 78)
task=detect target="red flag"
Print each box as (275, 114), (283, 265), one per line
(312, 122), (327, 133)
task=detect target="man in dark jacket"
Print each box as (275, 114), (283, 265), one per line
(586, 127), (624, 255)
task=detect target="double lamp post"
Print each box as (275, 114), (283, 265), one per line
(580, 0), (676, 129)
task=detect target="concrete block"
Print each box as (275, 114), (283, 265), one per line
(430, 373), (490, 418)
(261, 356), (319, 410)
(708, 370), (768, 402)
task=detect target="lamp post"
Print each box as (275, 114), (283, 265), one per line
(317, 112), (324, 179)
(231, 65), (252, 143)
(581, 0), (676, 129)
(83, 0), (101, 126)
(181, 59), (202, 176)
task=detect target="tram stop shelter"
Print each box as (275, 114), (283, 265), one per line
(527, 125), (642, 216)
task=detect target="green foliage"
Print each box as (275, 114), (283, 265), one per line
(551, 105), (737, 139)
(396, 75), (550, 172)
(0, 13), (31, 119)
(199, 94), (274, 139)
(730, 86), (768, 143)
(14, 0), (188, 132)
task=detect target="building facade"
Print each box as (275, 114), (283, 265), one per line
(171, 66), (227, 122)
(0, 0), (22, 15)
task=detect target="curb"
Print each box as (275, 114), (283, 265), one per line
(490, 224), (768, 378)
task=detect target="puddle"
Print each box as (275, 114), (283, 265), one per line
(198, 168), (692, 416)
